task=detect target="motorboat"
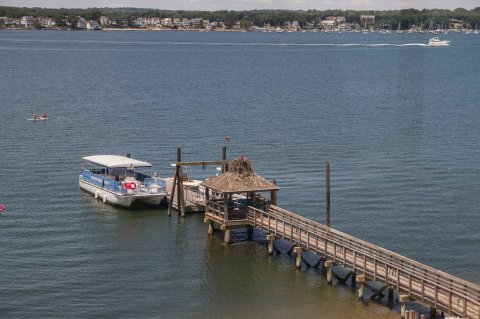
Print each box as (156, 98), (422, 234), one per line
(428, 37), (450, 46)
(79, 155), (168, 207)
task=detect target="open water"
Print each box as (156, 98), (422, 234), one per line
(0, 30), (479, 318)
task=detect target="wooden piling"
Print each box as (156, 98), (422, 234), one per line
(222, 146), (227, 173)
(294, 247), (302, 269)
(351, 272), (357, 288)
(247, 225), (253, 240)
(325, 260), (333, 284)
(176, 148), (186, 217)
(205, 219), (214, 236)
(357, 274), (365, 300)
(325, 161), (330, 227)
(267, 234), (275, 255)
(167, 149), (180, 217)
(270, 179), (277, 206)
(388, 286), (394, 301)
(400, 295), (410, 319)
(224, 227), (231, 244)
(429, 306), (436, 319)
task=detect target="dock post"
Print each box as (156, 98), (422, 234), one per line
(400, 295), (410, 319)
(167, 170), (178, 217)
(247, 225), (253, 240)
(205, 218), (214, 236)
(351, 272), (357, 288)
(429, 307), (436, 319)
(324, 260), (334, 284)
(325, 161), (331, 227)
(267, 234), (275, 255)
(222, 225), (231, 244)
(270, 179), (277, 206)
(294, 247), (302, 269)
(357, 274), (365, 300)
(176, 148), (186, 218)
(388, 286), (394, 301)
(222, 146), (227, 173)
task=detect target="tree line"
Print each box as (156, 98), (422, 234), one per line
(1, 6), (480, 28)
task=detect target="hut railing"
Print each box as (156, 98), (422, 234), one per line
(247, 205), (480, 319)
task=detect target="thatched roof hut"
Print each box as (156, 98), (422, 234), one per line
(201, 156), (279, 194)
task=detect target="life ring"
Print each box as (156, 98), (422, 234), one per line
(125, 182), (137, 190)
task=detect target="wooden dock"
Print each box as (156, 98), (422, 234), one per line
(204, 203), (480, 318)
(199, 155), (480, 319)
(166, 149), (479, 318)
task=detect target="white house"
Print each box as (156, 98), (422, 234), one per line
(99, 16), (110, 26)
(20, 16), (34, 27)
(86, 20), (101, 30)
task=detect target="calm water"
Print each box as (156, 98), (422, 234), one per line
(1, 30), (479, 318)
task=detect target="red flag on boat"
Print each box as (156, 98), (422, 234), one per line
(0, 204), (5, 213)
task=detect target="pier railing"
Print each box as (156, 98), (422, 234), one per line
(247, 204), (480, 319)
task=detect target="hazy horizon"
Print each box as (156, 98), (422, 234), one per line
(2, 0), (479, 11)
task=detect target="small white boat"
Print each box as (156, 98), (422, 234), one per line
(429, 37), (450, 46)
(79, 155), (168, 207)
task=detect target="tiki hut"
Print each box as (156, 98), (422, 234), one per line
(202, 156), (279, 194)
(202, 157), (279, 242)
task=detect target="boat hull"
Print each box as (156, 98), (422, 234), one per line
(79, 179), (134, 207)
(79, 178), (167, 208)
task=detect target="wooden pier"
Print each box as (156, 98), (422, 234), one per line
(199, 156), (480, 319)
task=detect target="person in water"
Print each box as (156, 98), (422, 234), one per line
(32, 113), (38, 119)
(41, 112), (47, 119)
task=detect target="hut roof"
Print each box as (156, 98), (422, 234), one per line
(201, 156), (279, 193)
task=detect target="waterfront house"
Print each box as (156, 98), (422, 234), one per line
(173, 18), (181, 28)
(135, 17), (147, 28)
(86, 20), (101, 30)
(74, 17), (87, 29)
(99, 16), (110, 26)
(321, 20), (336, 30)
(39, 17), (56, 28)
(182, 18), (191, 29)
(191, 18), (203, 29)
(161, 18), (173, 28)
(20, 16), (34, 28)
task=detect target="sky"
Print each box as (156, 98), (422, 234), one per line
(3, 0), (478, 11)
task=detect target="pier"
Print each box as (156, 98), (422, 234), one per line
(190, 153), (480, 319)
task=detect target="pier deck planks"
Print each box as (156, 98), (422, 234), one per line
(243, 205), (480, 319)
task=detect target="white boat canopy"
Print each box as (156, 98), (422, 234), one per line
(83, 155), (152, 168)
